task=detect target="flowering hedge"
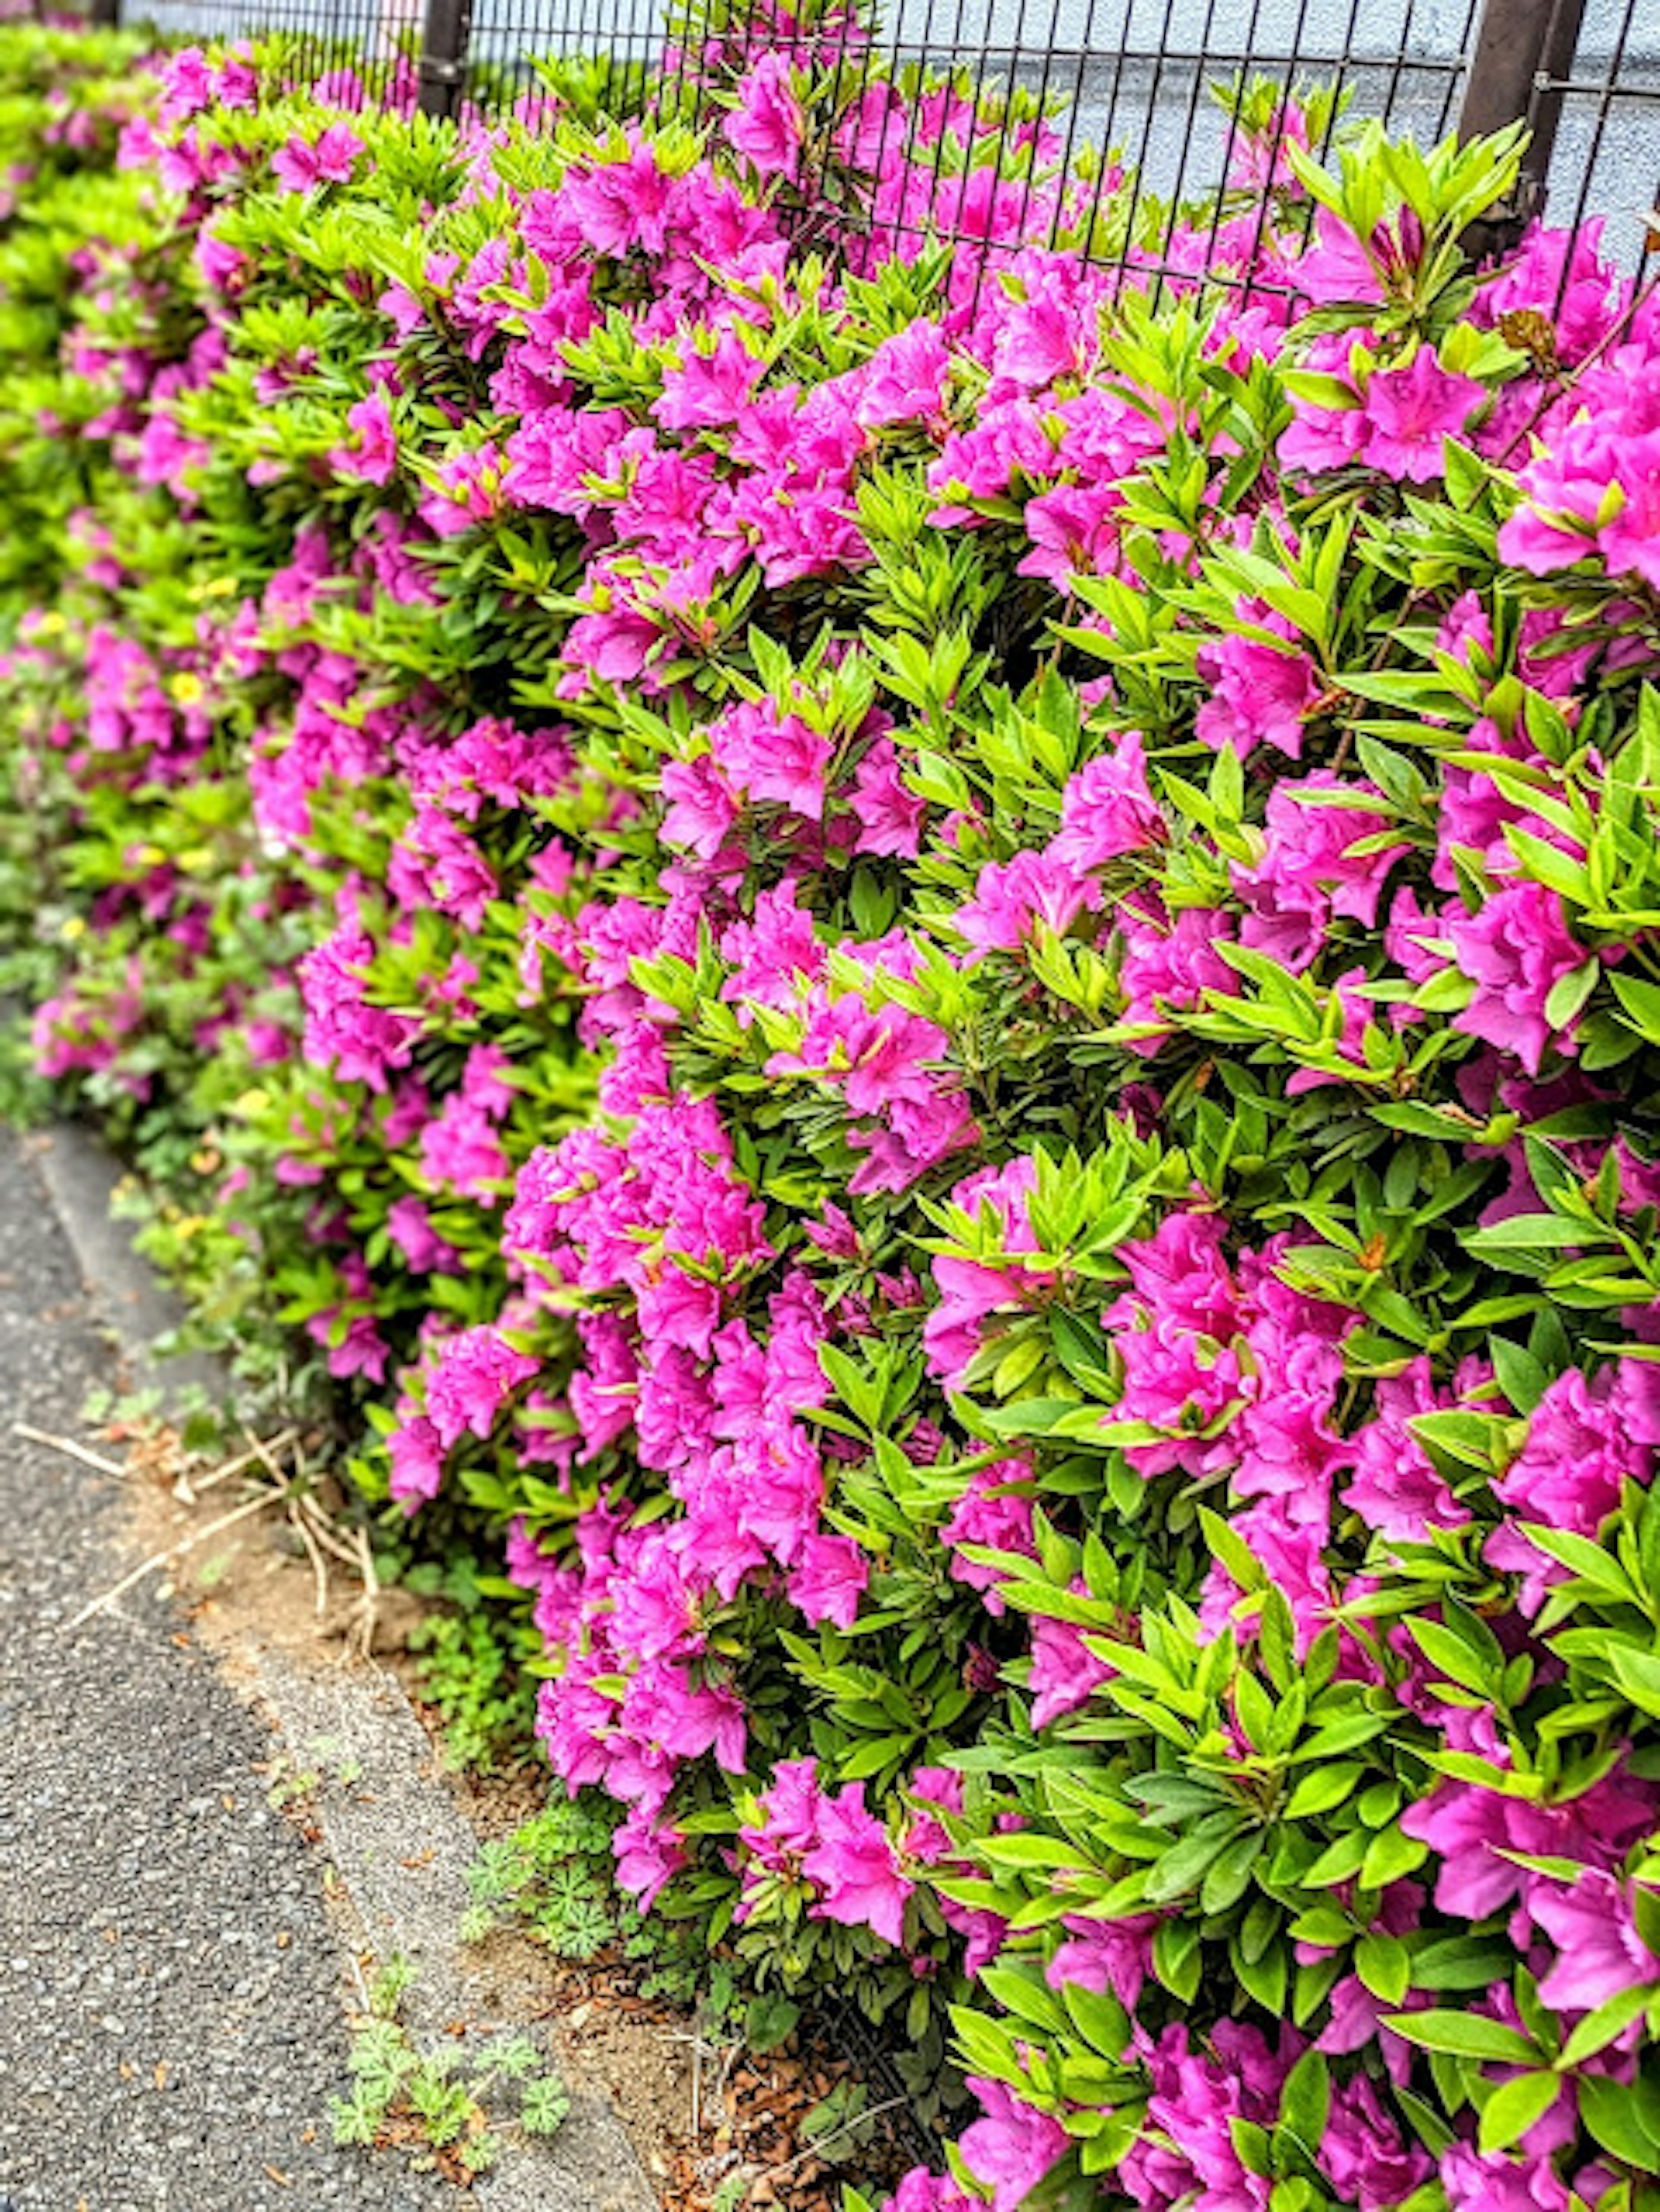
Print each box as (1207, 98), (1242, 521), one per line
(7, 13), (1660, 2207)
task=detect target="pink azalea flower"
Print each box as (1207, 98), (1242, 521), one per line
(1361, 348), (1484, 482)
(1440, 2144), (1575, 2212)
(769, 990), (951, 1117)
(709, 699), (832, 821)
(787, 1532), (869, 1628)
(1227, 100), (1310, 192)
(723, 51), (805, 179)
(1448, 881), (1587, 1075)
(888, 2171), (975, 2212)
(1046, 1912), (1158, 2009)
(1533, 1870), (1660, 2013)
(742, 1756), (824, 1876)
(386, 1195), (463, 1276)
(856, 321), (952, 430)
(851, 738), (927, 858)
(958, 2077), (1069, 2212)
(1403, 1766), (1656, 1921)
(1118, 905), (1239, 1045)
(1321, 2073), (1434, 2209)
(1597, 427), (1660, 589)
(1196, 623), (1320, 759)
(1018, 481), (1120, 582)
(611, 1806), (687, 1909)
(387, 1411), (446, 1510)
(801, 1782), (912, 1946)
(1234, 772), (1408, 970)
(721, 883), (824, 1013)
(1048, 736), (1162, 870)
(331, 390), (396, 486)
(954, 849), (1099, 953)
(923, 1159), (1051, 1387)
(942, 1459), (1038, 1613)
(271, 122), (364, 194)
(425, 1326), (540, 1449)
(1028, 1605), (1115, 1726)
(654, 328), (763, 431)
(562, 135), (684, 257)
(659, 753), (738, 859)
(1344, 1360), (1474, 1542)
(157, 48), (214, 126)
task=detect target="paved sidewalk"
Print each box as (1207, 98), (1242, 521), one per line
(0, 1125), (447, 2212)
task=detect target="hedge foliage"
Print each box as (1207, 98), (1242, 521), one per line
(5, 15), (1660, 2209)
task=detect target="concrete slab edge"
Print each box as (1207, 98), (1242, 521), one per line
(29, 1124), (223, 1405)
(32, 1120), (658, 2212)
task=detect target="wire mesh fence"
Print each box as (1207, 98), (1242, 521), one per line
(45, 0), (1660, 294)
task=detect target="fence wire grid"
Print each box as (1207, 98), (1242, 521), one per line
(64, 0), (1660, 306)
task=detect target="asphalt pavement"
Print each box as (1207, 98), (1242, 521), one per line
(0, 1123), (449, 2212)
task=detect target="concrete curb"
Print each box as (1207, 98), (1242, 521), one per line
(249, 1653), (656, 2212)
(30, 1124), (222, 1404)
(31, 1120), (657, 2212)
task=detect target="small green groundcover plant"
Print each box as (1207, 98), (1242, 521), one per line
(332, 1953), (570, 2179)
(4, 8), (1660, 2208)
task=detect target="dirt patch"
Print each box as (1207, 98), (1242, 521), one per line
(109, 1419), (420, 1670)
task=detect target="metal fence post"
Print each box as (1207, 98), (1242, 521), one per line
(1458, 0), (1590, 240)
(85, 0), (121, 26)
(418, 0), (473, 119)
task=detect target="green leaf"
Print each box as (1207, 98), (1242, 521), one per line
(1611, 969), (1660, 1045)
(1154, 1918), (1203, 2003)
(1560, 1982), (1654, 2067)
(1412, 1937), (1514, 1992)
(1478, 2070), (1561, 2155)
(1234, 1939), (1287, 2016)
(1355, 1933), (1410, 2006)
(1407, 1617), (1499, 1698)
(1201, 1830), (1264, 1914)
(1061, 1981), (1130, 2060)
(1283, 1762), (1366, 1821)
(1381, 2012), (1537, 2064)
(1465, 1215), (1593, 1253)
(1542, 958), (1599, 1032)
(1608, 1645), (1660, 1721)
(744, 1994), (801, 2053)
(1276, 2047), (1330, 2152)
(1580, 2071), (1660, 2171)
(1144, 1825), (1244, 1904)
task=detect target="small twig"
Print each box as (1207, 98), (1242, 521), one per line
(241, 1423), (294, 1488)
(691, 2028), (702, 2136)
(767, 2092), (913, 2180)
(181, 1429), (299, 1500)
(344, 1524), (383, 1661)
(67, 1487), (286, 1629)
(297, 1494), (361, 1570)
(12, 1423), (127, 1478)
(356, 1525), (379, 1607)
(289, 1497), (329, 1622)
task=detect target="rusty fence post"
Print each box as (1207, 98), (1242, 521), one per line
(1458, 0), (1590, 246)
(418, 0), (473, 119)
